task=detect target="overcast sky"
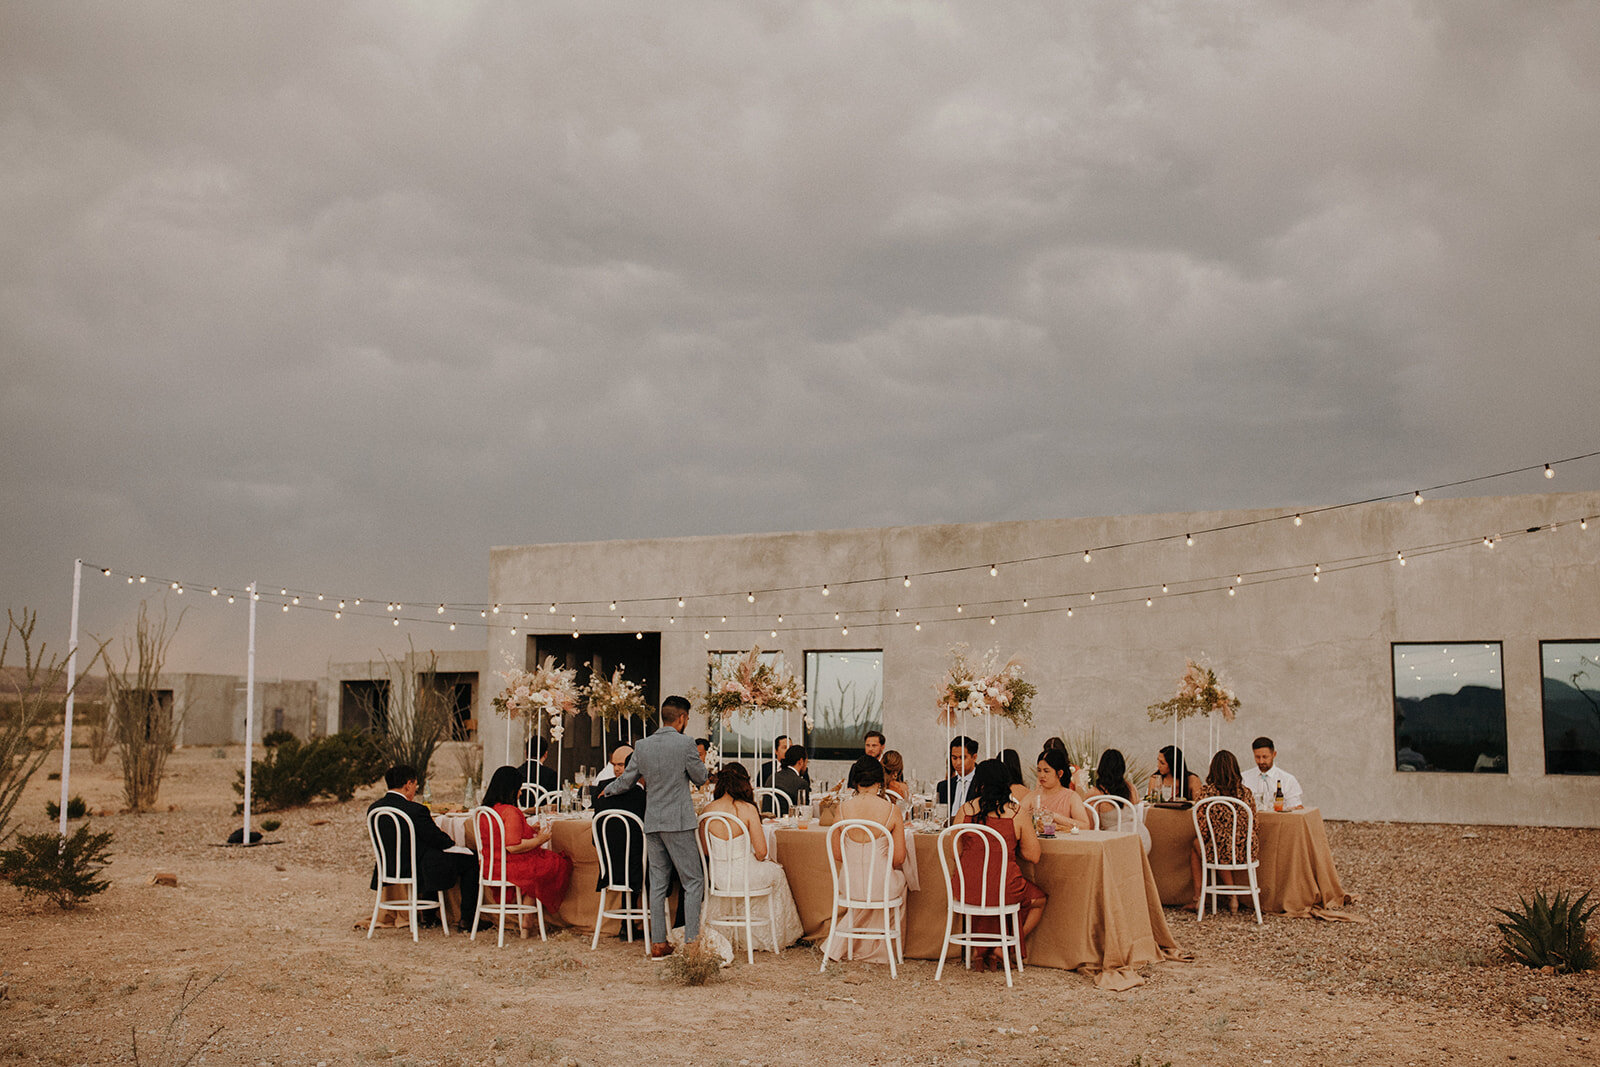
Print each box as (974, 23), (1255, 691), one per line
(3, 2), (1597, 679)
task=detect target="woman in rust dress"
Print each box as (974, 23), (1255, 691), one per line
(1188, 749), (1259, 909)
(480, 766), (573, 924)
(956, 759), (1047, 970)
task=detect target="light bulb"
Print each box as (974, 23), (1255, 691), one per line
(635, 632), (642, 640)
(1146, 598), (1153, 607)
(1293, 514), (1302, 526)
(895, 608), (902, 617)
(669, 616), (676, 624)
(138, 575), (146, 583)
(549, 603), (557, 613)
(914, 622), (922, 631)
(282, 604), (289, 613)
(1414, 491), (1423, 505)
(128, 576), (134, 584)
(956, 604), (963, 613)
(338, 601), (345, 610)
(1083, 550), (1091, 563)
(833, 612), (840, 621)
(1186, 534), (1194, 546)
(903, 576), (911, 587)
(1582, 518), (1589, 530)
(449, 623), (456, 631)
(620, 616), (627, 623)
(571, 615), (577, 624)
(1161, 584), (1168, 593)
(228, 595), (235, 604)
(1066, 608), (1073, 617)
(677, 597), (685, 608)
(510, 628), (516, 636)
(747, 592), (755, 603)
(354, 598), (361, 605)
(291, 596), (299, 604)
(703, 631), (710, 640)
(317, 594), (324, 601)
(1314, 564), (1321, 575)
(1021, 599), (1029, 608)
(841, 627), (849, 635)
(211, 587), (218, 596)
(770, 630), (777, 638)
(522, 613), (529, 621)
(1545, 464), (1554, 478)
(438, 604), (445, 614)
(990, 564), (998, 577)
(393, 618), (399, 626)
(333, 610), (340, 618)
(720, 616), (727, 623)
(102, 568), (111, 576)
(280, 588), (287, 596)
(1228, 587), (1236, 597)
(988, 616), (996, 625)
(609, 601), (617, 611)
(821, 585), (829, 596)
(170, 581), (179, 590)
(1089, 592), (1096, 601)
(480, 610), (486, 618)
(777, 614), (783, 623)
(573, 630), (580, 638)
(175, 586), (184, 595)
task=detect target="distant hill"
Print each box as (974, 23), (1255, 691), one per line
(0, 666), (108, 702)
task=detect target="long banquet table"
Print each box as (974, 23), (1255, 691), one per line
(464, 816), (1187, 988)
(1144, 805), (1349, 916)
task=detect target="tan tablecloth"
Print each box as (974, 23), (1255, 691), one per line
(774, 827), (1186, 988)
(1145, 806), (1348, 916)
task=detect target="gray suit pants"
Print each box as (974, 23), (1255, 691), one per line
(647, 828), (703, 940)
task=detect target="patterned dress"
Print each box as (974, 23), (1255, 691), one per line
(1194, 783), (1259, 862)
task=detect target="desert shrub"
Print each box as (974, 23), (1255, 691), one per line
(1495, 888), (1598, 973)
(261, 729), (296, 748)
(106, 604), (184, 813)
(661, 939), (724, 985)
(45, 795), (88, 820)
(353, 644), (454, 789)
(0, 823), (114, 908)
(234, 731), (386, 811)
(259, 818), (281, 832)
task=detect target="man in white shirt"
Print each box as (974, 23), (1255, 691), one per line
(1246, 736), (1303, 811)
(937, 735), (979, 816)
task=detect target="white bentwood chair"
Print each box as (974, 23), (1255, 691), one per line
(518, 783), (570, 813)
(698, 810), (780, 964)
(934, 822), (1023, 987)
(820, 819), (907, 978)
(755, 787), (791, 817)
(1192, 795), (1262, 923)
(366, 807), (448, 942)
(470, 806), (548, 947)
(1086, 794), (1138, 833)
(590, 808), (650, 953)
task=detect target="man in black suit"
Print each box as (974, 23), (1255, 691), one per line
(367, 764), (478, 930)
(936, 736), (980, 817)
(591, 744), (651, 938)
(772, 744), (810, 806)
(518, 742), (559, 793)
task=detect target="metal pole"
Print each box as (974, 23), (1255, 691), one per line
(242, 581), (257, 845)
(58, 559), (83, 839)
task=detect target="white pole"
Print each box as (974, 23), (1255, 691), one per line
(242, 581), (257, 845)
(58, 559), (83, 839)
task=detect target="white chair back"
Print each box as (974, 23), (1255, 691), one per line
(1086, 793), (1138, 833)
(1191, 794), (1262, 923)
(470, 805), (546, 946)
(933, 821), (1023, 985)
(519, 783), (569, 812)
(820, 819), (906, 978)
(366, 806), (446, 941)
(755, 787), (790, 817)
(589, 808), (649, 953)
(697, 809), (778, 964)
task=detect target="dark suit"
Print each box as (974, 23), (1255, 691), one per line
(591, 783), (647, 893)
(937, 772), (974, 815)
(367, 791), (478, 925)
(772, 766), (808, 806)
(518, 760), (559, 792)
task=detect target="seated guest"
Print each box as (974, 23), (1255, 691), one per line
(1189, 750), (1260, 910)
(480, 766), (574, 930)
(589, 744), (632, 801)
(827, 756), (908, 964)
(699, 764), (804, 951)
(518, 743), (559, 794)
(758, 734), (790, 786)
(772, 744), (809, 805)
(1042, 736), (1067, 754)
(999, 748), (1031, 805)
(1244, 736), (1304, 810)
(937, 735), (980, 815)
(590, 749), (648, 937)
(1083, 748), (1150, 849)
(1030, 749), (1094, 830)
(368, 764), (478, 930)
(957, 759), (1047, 970)
(695, 737), (711, 764)
(1154, 744), (1202, 801)
(863, 730), (886, 761)
(880, 749), (910, 802)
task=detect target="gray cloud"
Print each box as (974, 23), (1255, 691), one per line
(3, 1), (1597, 676)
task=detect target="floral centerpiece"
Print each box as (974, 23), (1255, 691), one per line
(935, 645), (1036, 728)
(1146, 659), (1241, 724)
(696, 646), (808, 725)
(492, 655), (581, 742)
(584, 666), (652, 724)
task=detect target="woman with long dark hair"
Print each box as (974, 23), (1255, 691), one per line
(1084, 748), (1136, 803)
(700, 763), (803, 950)
(1029, 749), (1093, 830)
(998, 748), (1031, 804)
(1188, 749), (1260, 910)
(955, 759), (1047, 970)
(479, 765), (573, 927)
(1155, 745), (1201, 801)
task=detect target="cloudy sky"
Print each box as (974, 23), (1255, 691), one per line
(3, 1), (1597, 678)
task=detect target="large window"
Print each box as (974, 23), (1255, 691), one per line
(708, 651), (788, 764)
(1540, 641), (1600, 775)
(804, 650), (883, 761)
(1391, 643), (1507, 773)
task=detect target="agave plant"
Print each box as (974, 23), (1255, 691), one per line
(1493, 888), (1598, 973)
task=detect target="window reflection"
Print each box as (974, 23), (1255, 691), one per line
(1392, 643), (1507, 773)
(1541, 641), (1600, 775)
(804, 650), (884, 761)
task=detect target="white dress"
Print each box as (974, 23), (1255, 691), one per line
(703, 825), (804, 953)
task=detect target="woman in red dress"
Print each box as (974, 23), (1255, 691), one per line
(957, 758), (1047, 970)
(480, 766), (573, 923)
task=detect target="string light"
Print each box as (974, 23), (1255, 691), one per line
(720, 616), (727, 623)
(211, 587), (218, 596)
(573, 630), (580, 638)
(393, 618), (400, 626)
(1414, 491), (1424, 505)
(747, 592), (755, 603)
(777, 614), (784, 623)
(609, 601), (617, 611)
(1083, 550), (1091, 563)
(669, 616), (676, 624)
(354, 599), (361, 605)
(493, 604), (500, 613)
(903, 576), (911, 587)
(334, 610), (341, 618)
(821, 585), (829, 596)
(1146, 598), (1153, 607)
(914, 622), (922, 631)
(1161, 584), (1168, 593)
(101, 568), (111, 576)
(281, 604), (289, 612)
(1294, 515), (1302, 526)
(522, 613), (529, 621)
(771, 630), (777, 637)
(291, 596), (299, 604)
(438, 604), (445, 614)
(989, 616), (996, 625)
(704, 631), (710, 640)
(678, 597), (685, 608)
(894, 608), (902, 617)
(549, 603), (557, 613)
(1186, 534), (1194, 546)
(1234, 574), (1243, 584)
(1545, 464), (1555, 478)
(1228, 587), (1236, 597)
(1021, 599), (1029, 608)
(317, 594), (324, 601)
(509, 627), (516, 635)
(990, 564), (998, 577)
(480, 610), (487, 618)
(956, 604), (963, 613)
(170, 581), (179, 590)
(1088, 592), (1095, 601)
(1583, 518), (1589, 530)
(228, 595), (236, 604)
(449, 623), (456, 631)
(280, 588), (287, 596)
(571, 615), (577, 624)
(1397, 551), (1406, 565)
(842, 626), (849, 635)
(138, 575), (146, 583)
(338, 600), (346, 610)
(834, 612), (840, 621)
(1066, 608), (1073, 617)
(636, 632), (643, 640)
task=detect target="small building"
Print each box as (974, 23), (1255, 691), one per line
(164, 673), (319, 746)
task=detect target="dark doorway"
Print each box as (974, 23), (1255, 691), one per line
(527, 632), (661, 780)
(341, 679), (390, 734)
(431, 671), (478, 739)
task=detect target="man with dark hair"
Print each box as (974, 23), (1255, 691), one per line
(772, 744), (810, 806)
(758, 734), (790, 786)
(1244, 736), (1303, 810)
(936, 735), (980, 815)
(602, 694), (707, 959)
(863, 730), (886, 760)
(518, 740), (559, 793)
(694, 737), (711, 764)
(367, 764), (478, 930)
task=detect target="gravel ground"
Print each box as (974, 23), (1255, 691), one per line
(1, 747), (1595, 1066)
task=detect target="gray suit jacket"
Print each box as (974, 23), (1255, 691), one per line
(602, 723), (708, 833)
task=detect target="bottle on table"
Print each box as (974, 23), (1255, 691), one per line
(1273, 781), (1285, 812)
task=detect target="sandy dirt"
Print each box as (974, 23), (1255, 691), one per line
(1, 747), (1596, 1066)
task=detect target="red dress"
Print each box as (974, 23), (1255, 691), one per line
(959, 812), (1047, 937)
(488, 803), (573, 912)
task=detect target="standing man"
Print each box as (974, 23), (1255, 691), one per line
(602, 695), (708, 959)
(1244, 736), (1304, 810)
(863, 730), (886, 761)
(937, 736), (979, 816)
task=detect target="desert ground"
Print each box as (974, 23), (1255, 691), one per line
(1, 746), (1596, 1067)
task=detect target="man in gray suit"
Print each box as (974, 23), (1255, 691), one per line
(601, 694), (707, 959)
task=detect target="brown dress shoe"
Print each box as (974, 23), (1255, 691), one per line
(650, 942), (675, 960)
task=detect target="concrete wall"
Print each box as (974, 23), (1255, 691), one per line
(170, 673), (318, 746)
(322, 650), (487, 738)
(485, 491), (1600, 827)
